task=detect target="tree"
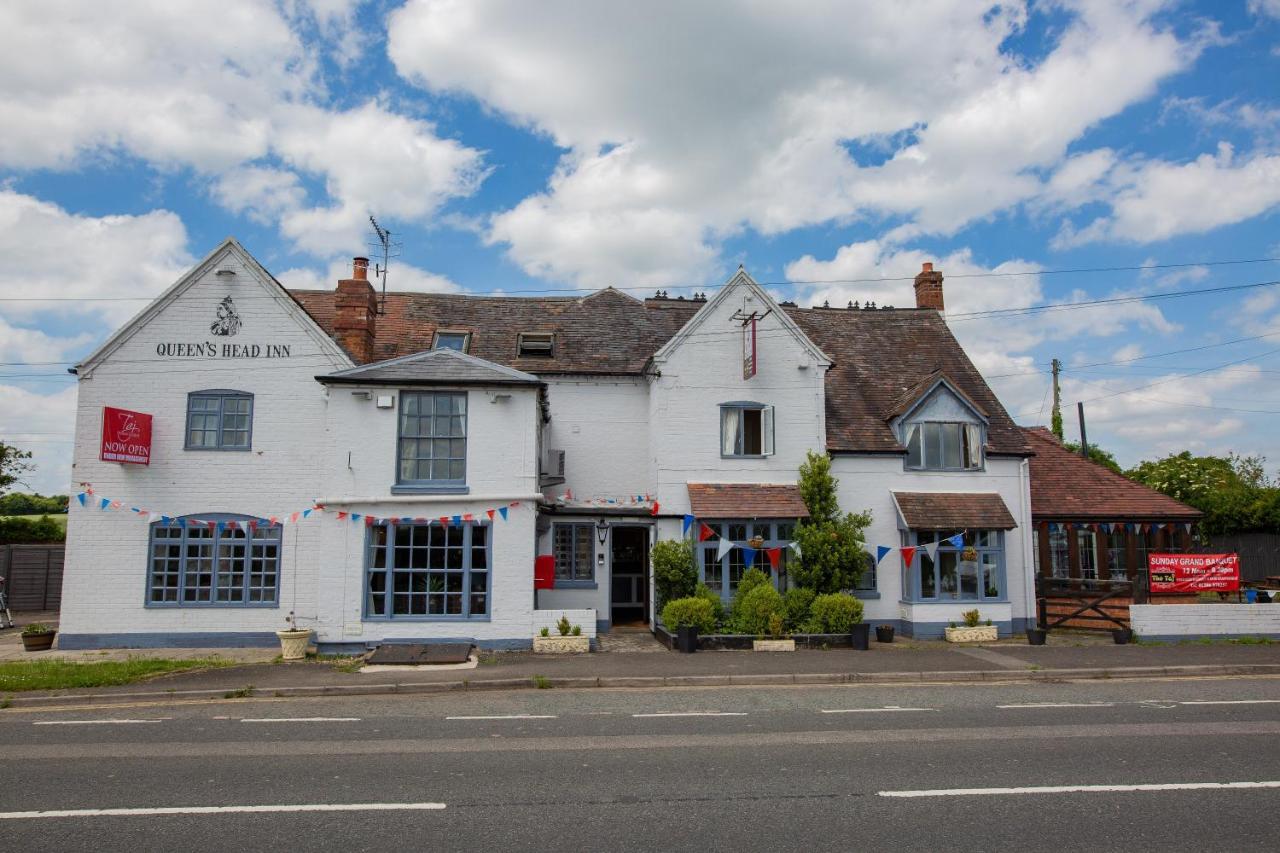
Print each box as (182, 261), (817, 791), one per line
(1125, 451), (1279, 535)
(791, 451), (873, 592)
(0, 441), (34, 495)
(1062, 441), (1122, 474)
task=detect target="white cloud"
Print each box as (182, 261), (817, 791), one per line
(389, 0), (1200, 286)
(0, 385), (78, 495)
(0, 1), (486, 256)
(276, 259), (462, 294)
(0, 316), (94, 364)
(1248, 0), (1280, 20)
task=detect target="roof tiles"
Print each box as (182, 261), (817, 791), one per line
(687, 483), (809, 519)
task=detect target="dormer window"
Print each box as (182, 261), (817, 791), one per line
(433, 331), (471, 352)
(905, 422), (982, 470)
(518, 332), (555, 357)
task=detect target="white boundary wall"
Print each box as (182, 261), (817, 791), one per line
(1131, 603), (1280, 639)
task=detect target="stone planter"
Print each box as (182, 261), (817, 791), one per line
(534, 635), (591, 654)
(752, 638), (795, 652)
(275, 629), (312, 660)
(21, 630), (56, 652)
(944, 625), (998, 643)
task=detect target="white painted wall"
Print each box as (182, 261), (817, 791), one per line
(1131, 603), (1280, 639)
(541, 377), (651, 499)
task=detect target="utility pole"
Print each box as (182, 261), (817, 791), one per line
(1077, 401), (1089, 460)
(1050, 358), (1063, 440)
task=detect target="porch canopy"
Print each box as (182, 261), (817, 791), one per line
(687, 483), (809, 519)
(892, 491), (1016, 530)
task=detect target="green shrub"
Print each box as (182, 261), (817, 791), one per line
(695, 584), (725, 627)
(729, 568), (772, 628)
(0, 514), (64, 545)
(556, 615), (572, 636)
(732, 583), (785, 636)
(783, 587), (817, 631)
(767, 613), (786, 639)
(661, 596), (718, 634)
(961, 609), (981, 628)
(652, 539), (697, 608)
(805, 593), (864, 634)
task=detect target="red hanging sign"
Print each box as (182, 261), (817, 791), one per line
(743, 316), (757, 379)
(1149, 553), (1239, 593)
(100, 406), (153, 465)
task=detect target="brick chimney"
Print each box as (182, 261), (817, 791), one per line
(914, 262), (944, 312)
(334, 257), (378, 363)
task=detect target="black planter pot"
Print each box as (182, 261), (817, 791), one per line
(875, 625), (894, 644)
(1112, 628), (1133, 645)
(851, 623), (870, 651)
(676, 625), (699, 654)
(1026, 628), (1047, 646)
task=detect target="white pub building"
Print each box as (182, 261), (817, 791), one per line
(60, 239), (1036, 650)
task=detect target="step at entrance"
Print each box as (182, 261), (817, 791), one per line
(366, 642), (473, 665)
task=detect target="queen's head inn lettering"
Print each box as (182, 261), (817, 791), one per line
(156, 342), (292, 359)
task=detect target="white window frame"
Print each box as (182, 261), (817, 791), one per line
(720, 402), (774, 457)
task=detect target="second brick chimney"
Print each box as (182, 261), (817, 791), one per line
(334, 257), (378, 363)
(914, 262), (944, 313)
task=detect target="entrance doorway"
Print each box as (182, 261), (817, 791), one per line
(610, 526), (649, 626)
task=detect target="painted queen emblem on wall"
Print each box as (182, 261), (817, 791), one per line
(210, 295), (242, 337)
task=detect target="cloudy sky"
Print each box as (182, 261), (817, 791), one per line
(2, 0), (1280, 495)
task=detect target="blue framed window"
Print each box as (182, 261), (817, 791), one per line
(853, 551), (878, 597)
(147, 514), (280, 606)
(186, 390), (253, 450)
(397, 392), (467, 485)
(903, 421), (982, 470)
(697, 520), (795, 606)
(433, 331), (471, 352)
(903, 529), (1004, 602)
(553, 523), (595, 585)
(720, 402), (774, 457)
(365, 521), (489, 619)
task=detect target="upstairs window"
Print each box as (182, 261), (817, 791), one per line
(721, 402), (774, 457)
(186, 391), (253, 451)
(904, 422), (982, 470)
(433, 331), (471, 352)
(517, 332), (555, 357)
(398, 392), (467, 485)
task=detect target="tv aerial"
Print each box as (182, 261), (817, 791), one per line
(368, 215), (402, 315)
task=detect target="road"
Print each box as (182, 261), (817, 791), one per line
(2, 676), (1279, 851)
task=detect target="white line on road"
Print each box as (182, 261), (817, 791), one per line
(239, 718), (361, 723)
(1178, 700), (1280, 706)
(879, 781), (1280, 798)
(996, 703), (1115, 709)
(445, 715), (558, 721)
(0, 802), (447, 821)
(821, 707), (936, 714)
(632, 706), (747, 712)
(33, 720), (168, 726)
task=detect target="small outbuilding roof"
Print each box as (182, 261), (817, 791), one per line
(1023, 427), (1202, 521)
(687, 483), (810, 519)
(892, 491), (1017, 530)
(317, 347), (542, 387)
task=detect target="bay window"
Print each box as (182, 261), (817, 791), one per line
(903, 529), (1004, 602)
(365, 520), (489, 619)
(697, 520), (794, 606)
(397, 391), (467, 488)
(904, 421), (982, 470)
(147, 514), (280, 606)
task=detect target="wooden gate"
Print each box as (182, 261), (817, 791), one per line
(0, 544), (65, 611)
(1036, 575), (1140, 632)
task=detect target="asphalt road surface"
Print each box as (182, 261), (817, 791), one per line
(2, 675), (1279, 851)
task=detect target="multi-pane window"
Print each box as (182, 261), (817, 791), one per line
(904, 422), (982, 470)
(366, 521), (489, 619)
(186, 391), (253, 450)
(1105, 529), (1127, 580)
(853, 550), (878, 594)
(552, 523), (594, 584)
(397, 392), (467, 484)
(906, 529), (1004, 602)
(1078, 530), (1099, 581)
(147, 515), (280, 606)
(720, 403), (774, 456)
(697, 520), (796, 606)
(1048, 525), (1069, 579)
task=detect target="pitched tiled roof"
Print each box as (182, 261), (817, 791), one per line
(687, 483), (809, 519)
(317, 348), (541, 386)
(1024, 427), (1202, 520)
(892, 491), (1017, 530)
(289, 287), (1030, 456)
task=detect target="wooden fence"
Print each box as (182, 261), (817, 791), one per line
(0, 544), (64, 611)
(1204, 533), (1280, 584)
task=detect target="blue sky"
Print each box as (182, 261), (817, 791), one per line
(2, 1), (1280, 494)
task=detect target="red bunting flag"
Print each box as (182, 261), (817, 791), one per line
(901, 546), (917, 567)
(268, 516), (278, 526)
(766, 547), (782, 570)
(486, 509), (495, 520)
(335, 511), (347, 520)
(439, 516), (450, 526)
(463, 513), (474, 522)
(364, 516), (375, 527)
(650, 501), (660, 516)
(698, 523), (715, 541)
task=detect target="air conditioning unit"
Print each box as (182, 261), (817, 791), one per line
(544, 448), (566, 479)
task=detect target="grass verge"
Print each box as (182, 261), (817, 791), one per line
(0, 657), (234, 692)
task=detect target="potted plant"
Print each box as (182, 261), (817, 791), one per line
(661, 596), (716, 653)
(944, 609), (998, 643)
(276, 611), (312, 660)
(875, 624), (894, 644)
(21, 622), (57, 652)
(753, 613), (795, 652)
(533, 615), (591, 653)
(1112, 627), (1134, 645)
(1026, 627), (1048, 645)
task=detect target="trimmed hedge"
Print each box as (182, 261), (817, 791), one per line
(732, 583), (785, 636)
(661, 596), (718, 634)
(652, 538), (697, 608)
(806, 592), (864, 634)
(783, 587), (816, 631)
(0, 514), (65, 544)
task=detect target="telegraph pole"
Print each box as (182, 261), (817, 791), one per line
(1050, 358), (1063, 440)
(1077, 401), (1089, 459)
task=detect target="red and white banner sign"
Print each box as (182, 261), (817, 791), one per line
(742, 316), (757, 380)
(100, 406), (153, 465)
(1148, 553), (1239, 593)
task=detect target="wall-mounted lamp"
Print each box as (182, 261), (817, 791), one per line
(351, 391), (372, 400)
(596, 518), (609, 545)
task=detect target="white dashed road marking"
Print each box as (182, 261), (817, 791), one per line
(0, 803), (447, 820)
(33, 720), (168, 726)
(879, 781), (1280, 798)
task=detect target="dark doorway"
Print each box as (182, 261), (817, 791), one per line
(610, 526), (649, 626)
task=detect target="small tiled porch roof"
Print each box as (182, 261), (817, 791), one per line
(892, 491), (1017, 530)
(687, 483), (809, 519)
(1023, 427), (1202, 521)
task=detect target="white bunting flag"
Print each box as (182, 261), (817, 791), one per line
(924, 541), (940, 565)
(716, 537), (735, 562)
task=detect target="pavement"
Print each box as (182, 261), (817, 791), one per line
(4, 627), (1280, 708)
(2, 676), (1279, 850)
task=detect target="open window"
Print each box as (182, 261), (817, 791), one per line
(720, 402), (774, 457)
(517, 332), (555, 357)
